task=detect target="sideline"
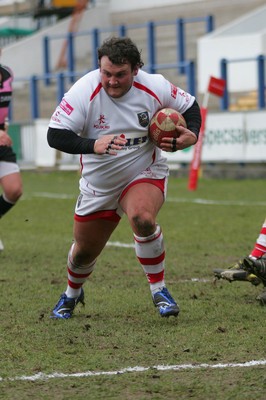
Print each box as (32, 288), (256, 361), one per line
(1, 360), (266, 382)
(3, 192), (265, 383)
(167, 197), (266, 206)
(107, 241), (135, 248)
(22, 193), (266, 207)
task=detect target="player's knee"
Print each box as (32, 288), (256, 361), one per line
(5, 186), (23, 203)
(132, 213), (155, 236)
(72, 245), (96, 266)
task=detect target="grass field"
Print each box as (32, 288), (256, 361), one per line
(0, 170), (265, 399)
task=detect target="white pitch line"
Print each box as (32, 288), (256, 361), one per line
(1, 359), (266, 382)
(28, 192), (76, 199)
(7, 193), (264, 383)
(107, 241), (135, 248)
(100, 240), (213, 282)
(22, 193), (266, 207)
(167, 197), (266, 206)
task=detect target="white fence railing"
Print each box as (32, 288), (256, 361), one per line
(10, 110), (266, 170)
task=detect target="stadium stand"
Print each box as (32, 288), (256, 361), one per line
(1, 0), (266, 173)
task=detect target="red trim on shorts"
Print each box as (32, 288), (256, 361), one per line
(74, 210), (121, 222)
(120, 178), (166, 202)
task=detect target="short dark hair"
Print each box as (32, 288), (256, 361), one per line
(98, 36), (144, 70)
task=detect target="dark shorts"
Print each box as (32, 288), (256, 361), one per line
(0, 146), (17, 163)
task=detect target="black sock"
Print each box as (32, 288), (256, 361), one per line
(0, 194), (14, 218)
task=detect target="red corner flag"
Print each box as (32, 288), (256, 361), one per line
(187, 107), (208, 191)
(188, 76), (226, 191)
(208, 76), (226, 97)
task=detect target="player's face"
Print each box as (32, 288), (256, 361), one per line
(100, 56), (138, 98)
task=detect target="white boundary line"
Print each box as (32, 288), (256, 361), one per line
(90, 240), (213, 282)
(3, 193), (266, 382)
(6, 193), (265, 384)
(22, 193), (266, 207)
(107, 241), (135, 248)
(167, 197), (266, 206)
(1, 360), (266, 382)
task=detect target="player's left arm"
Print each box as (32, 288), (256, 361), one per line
(182, 99), (201, 141)
(160, 100), (201, 152)
(0, 129), (12, 146)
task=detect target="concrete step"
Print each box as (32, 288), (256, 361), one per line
(10, 0), (266, 122)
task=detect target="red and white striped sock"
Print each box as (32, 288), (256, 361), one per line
(134, 224), (165, 294)
(65, 243), (96, 298)
(250, 218), (266, 259)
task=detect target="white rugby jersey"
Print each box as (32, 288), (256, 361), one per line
(49, 69), (195, 195)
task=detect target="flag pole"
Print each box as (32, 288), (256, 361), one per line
(187, 76), (226, 191)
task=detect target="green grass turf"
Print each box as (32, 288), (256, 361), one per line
(0, 171), (265, 399)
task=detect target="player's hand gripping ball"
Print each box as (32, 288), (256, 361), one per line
(149, 108), (187, 147)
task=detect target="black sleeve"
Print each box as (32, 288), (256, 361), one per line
(182, 100), (202, 139)
(0, 64), (12, 83)
(47, 127), (96, 154)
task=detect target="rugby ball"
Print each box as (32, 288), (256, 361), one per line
(149, 108), (187, 147)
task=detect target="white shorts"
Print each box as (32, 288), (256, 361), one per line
(74, 163), (169, 222)
(0, 161), (20, 179)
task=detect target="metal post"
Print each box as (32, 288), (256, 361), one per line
(257, 55), (265, 109)
(177, 18), (185, 74)
(220, 58), (228, 110)
(92, 28), (100, 70)
(206, 15), (214, 32)
(147, 21), (156, 74)
(30, 75), (39, 119)
(67, 32), (75, 84)
(186, 61), (195, 96)
(57, 72), (65, 104)
(118, 25), (127, 37)
(43, 36), (50, 86)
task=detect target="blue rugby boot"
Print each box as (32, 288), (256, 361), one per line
(152, 287), (180, 317)
(51, 288), (85, 319)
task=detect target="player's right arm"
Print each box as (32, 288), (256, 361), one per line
(47, 128), (126, 155)
(47, 127), (96, 154)
(0, 129), (12, 146)
(47, 71), (127, 155)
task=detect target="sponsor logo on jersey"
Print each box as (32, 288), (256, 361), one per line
(51, 110), (61, 123)
(137, 111), (149, 127)
(178, 89), (190, 103)
(94, 114), (110, 129)
(125, 136), (148, 146)
(59, 99), (74, 115)
(170, 83), (177, 99)
(0, 95), (12, 102)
